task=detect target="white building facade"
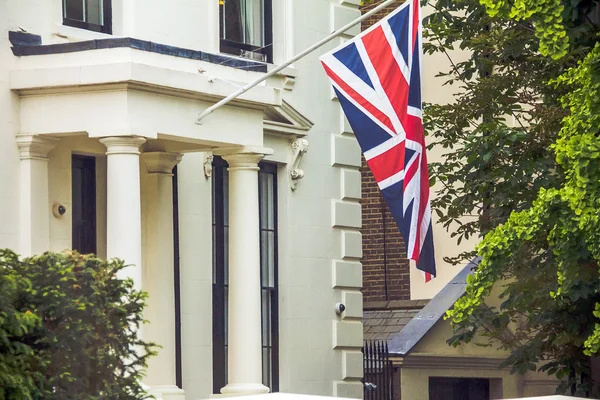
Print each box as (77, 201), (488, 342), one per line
(0, 0), (367, 399)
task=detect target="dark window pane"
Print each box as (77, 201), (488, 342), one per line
(224, 345), (228, 384)
(64, 0), (84, 21)
(261, 230), (268, 286)
(267, 173), (274, 229)
(429, 377), (490, 400)
(72, 167), (82, 221)
(268, 231), (275, 287)
(222, 0), (243, 43)
(224, 286), (229, 344)
(86, 0), (103, 25)
(72, 155), (96, 255)
(212, 225), (217, 285)
(63, 0), (111, 34)
(260, 173), (268, 228)
(224, 227), (229, 283)
(262, 347), (270, 388)
(222, 0), (265, 46)
(261, 289), (269, 346)
(223, 169), (229, 225)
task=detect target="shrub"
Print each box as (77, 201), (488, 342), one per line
(0, 249), (156, 399)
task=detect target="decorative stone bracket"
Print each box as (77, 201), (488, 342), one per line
(289, 138), (309, 191)
(203, 152), (214, 178)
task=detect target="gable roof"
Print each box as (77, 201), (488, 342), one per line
(364, 308), (423, 341)
(387, 257), (481, 356)
(264, 100), (314, 138)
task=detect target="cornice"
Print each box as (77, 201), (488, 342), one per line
(390, 354), (509, 371)
(11, 62), (281, 112)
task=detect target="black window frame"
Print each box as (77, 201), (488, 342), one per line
(63, 0), (112, 34)
(219, 0), (273, 63)
(211, 156), (279, 393)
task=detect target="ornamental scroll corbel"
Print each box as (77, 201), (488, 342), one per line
(203, 152), (214, 178)
(289, 138), (309, 191)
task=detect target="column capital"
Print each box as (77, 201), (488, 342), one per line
(216, 146), (274, 170)
(143, 152), (183, 175)
(100, 136), (146, 156)
(16, 135), (58, 160)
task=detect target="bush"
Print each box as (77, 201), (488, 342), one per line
(0, 249), (156, 399)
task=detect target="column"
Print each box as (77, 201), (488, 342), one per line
(100, 136), (145, 288)
(16, 135), (57, 256)
(142, 152), (185, 400)
(219, 147), (272, 396)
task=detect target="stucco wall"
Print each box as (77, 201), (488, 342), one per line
(0, 0), (21, 250)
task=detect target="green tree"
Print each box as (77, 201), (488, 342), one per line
(0, 250), (156, 399)
(421, 0), (600, 395)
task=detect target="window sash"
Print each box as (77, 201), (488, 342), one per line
(219, 0), (273, 63)
(63, 0), (112, 34)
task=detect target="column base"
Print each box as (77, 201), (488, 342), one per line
(220, 383), (270, 396)
(147, 385), (186, 400)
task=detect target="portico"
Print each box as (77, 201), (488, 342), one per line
(14, 138), (277, 399)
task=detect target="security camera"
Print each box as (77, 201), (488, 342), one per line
(52, 204), (67, 218)
(335, 302), (346, 316)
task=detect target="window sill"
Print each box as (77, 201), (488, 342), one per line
(52, 23), (114, 43)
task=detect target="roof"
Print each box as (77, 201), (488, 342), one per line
(363, 308), (422, 341)
(387, 257), (481, 356)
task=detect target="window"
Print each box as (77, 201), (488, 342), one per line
(63, 0), (112, 34)
(429, 377), (490, 400)
(173, 167), (183, 389)
(258, 163), (279, 390)
(72, 155), (97, 255)
(212, 157), (279, 393)
(219, 0), (273, 63)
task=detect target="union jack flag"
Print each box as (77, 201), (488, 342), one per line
(320, 0), (436, 281)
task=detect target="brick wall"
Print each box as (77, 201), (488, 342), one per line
(359, 1), (411, 302)
(361, 2), (400, 29)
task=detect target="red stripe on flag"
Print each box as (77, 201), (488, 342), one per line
(425, 272), (432, 282)
(366, 141), (405, 183)
(404, 109), (424, 143)
(321, 61), (396, 134)
(361, 26), (410, 127)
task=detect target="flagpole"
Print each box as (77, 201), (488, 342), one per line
(196, 0), (398, 124)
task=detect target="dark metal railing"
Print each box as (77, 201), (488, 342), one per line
(363, 340), (394, 400)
